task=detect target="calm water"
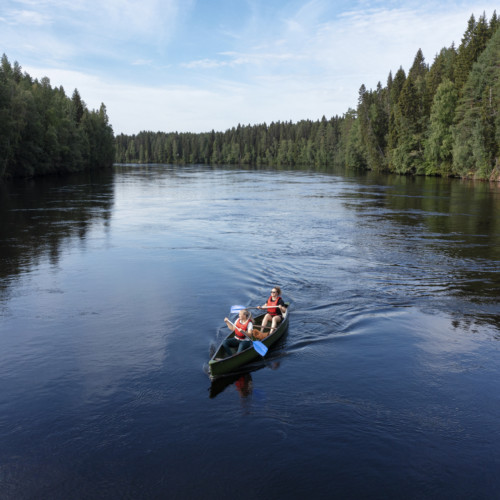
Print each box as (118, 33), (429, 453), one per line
(1, 164), (499, 499)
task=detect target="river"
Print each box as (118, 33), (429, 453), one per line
(1, 164), (499, 499)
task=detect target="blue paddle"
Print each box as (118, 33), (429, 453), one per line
(226, 319), (268, 357)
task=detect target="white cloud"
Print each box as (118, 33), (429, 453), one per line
(95, 0), (183, 40)
(5, 9), (51, 25)
(182, 58), (229, 70)
(182, 51), (298, 70)
(2, 0), (192, 59)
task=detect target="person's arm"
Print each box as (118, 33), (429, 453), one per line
(278, 298), (287, 313)
(224, 317), (235, 332)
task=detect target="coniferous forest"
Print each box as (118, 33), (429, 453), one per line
(0, 55), (115, 179)
(116, 12), (500, 181)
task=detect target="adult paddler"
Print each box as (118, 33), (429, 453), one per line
(222, 309), (254, 355)
(256, 286), (287, 337)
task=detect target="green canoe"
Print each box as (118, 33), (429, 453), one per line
(208, 308), (289, 378)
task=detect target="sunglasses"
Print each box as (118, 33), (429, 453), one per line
(271, 290), (277, 293)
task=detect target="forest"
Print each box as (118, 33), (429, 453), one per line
(115, 12), (500, 181)
(0, 54), (115, 179)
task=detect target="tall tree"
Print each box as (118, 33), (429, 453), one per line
(423, 79), (458, 175)
(454, 13), (491, 92)
(72, 89), (85, 125)
(452, 26), (500, 179)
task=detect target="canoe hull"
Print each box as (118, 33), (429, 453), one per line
(208, 310), (289, 378)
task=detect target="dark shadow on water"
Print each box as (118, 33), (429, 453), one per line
(209, 371), (254, 399)
(208, 359), (283, 399)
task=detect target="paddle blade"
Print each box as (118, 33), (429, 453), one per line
(230, 305), (245, 313)
(253, 340), (268, 357)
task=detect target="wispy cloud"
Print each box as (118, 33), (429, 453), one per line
(182, 58), (229, 70)
(3, 8), (51, 25)
(1, 0), (193, 63)
(182, 51), (297, 70)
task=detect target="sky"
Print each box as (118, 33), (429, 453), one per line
(1, 1), (498, 135)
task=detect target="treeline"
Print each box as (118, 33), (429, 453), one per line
(115, 117), (342, 168)
(0, 54), (115, 179)
(116, 12), (500, 180)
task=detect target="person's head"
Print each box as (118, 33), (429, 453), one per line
(239, 309), (250, 321)
(271, 286), (281, 296)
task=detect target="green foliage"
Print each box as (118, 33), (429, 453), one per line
(0, 54), (115, 179)
(342, 110), (366, 169)
(423, 79), (458, 175)
(357, 83), (388, 171)
(454, 14), (492, 92)
(425, 46), (457, 116)
(389, 51), (429, 175)
(115, 117), (345, 168)
(452, 26), (500, 179)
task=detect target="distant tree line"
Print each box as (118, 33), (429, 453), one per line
(115, 117), (342, 168)
(116, 12), (500, 180)
(0, 54), (115, 179)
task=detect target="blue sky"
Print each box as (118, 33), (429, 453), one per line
(1, 1), (497, 135)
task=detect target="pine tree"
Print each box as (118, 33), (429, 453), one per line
(71, 89), (85, 124)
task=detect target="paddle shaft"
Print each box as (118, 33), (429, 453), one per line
(254, 324), (275, 331)
(250, 305), (284, 309)
(231, 304), (287, 313)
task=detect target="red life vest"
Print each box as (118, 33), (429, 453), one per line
(266, 296), (282, 316)
(234, 318), (251, 340)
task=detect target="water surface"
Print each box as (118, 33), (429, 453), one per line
(1, 165), (499, 499)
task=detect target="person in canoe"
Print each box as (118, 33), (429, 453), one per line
(256, 286), (287, 337)
(222, 309), (254, 356)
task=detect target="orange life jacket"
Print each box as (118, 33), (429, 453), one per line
(266, 296), (282, 316)
(234, 318), (251, 340)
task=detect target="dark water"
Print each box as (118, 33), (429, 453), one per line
(1, 164), (499, 499)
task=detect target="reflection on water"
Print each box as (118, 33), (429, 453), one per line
(209, 360), (283, 399)
(334, 173), (500, 328)
(0, 169), (114, 298)
(209, 372), (253, 399)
